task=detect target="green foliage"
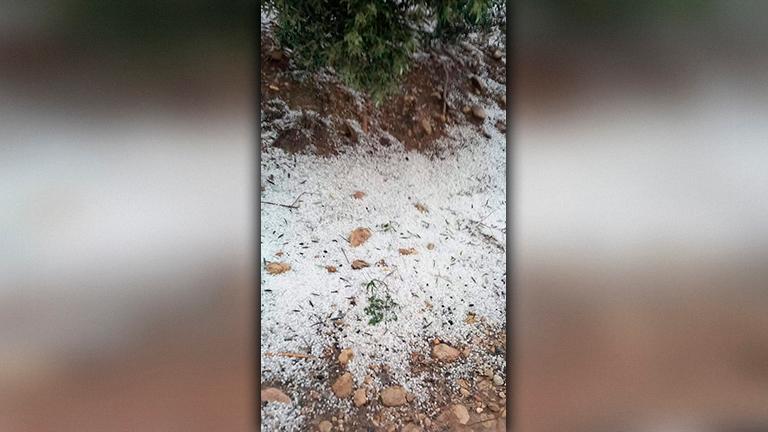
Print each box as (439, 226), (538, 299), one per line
(262, 0), (504, 101)
(362, 280), (398, 325)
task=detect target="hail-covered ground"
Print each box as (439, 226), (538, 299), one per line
(260, 51), (506, 432)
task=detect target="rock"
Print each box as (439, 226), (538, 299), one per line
(331, 373), (353, 398)
(399, 248), (417, 255)
(491, 48), (503, 60)
(452, 404), (470, 425)
(495, 120), (506, 133)
(344, 121), (359, 142)
(499, 94), (506, 108)
(266, 262), (291, 275)
(338, 348), (354, 366)
(351, 259), (369, 269)
(488, 401), (500, 412)
(406, 392), (415, 403)
(261, 387), (291, 404)
(431, 344), (461, 362)
(460, 387), (470, 397)
(326, 266), (337, 273)
(402, 423), (422, 432)
(353, 388), (367, 407)
(268, 84), (280, 91)
(380, 386), (408, 406)
(348, 227), (372, 247)
(352, 191), (365, 199)
(471, 105), (486, 120)
(427, 243), (435, 250)
(493, 374), (504, 386)
(419, 117), (432, 135)
(462, 105), (471, 114)
(318, 420), (333, 432)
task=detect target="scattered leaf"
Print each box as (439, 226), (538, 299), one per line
(266, 262), (291, 275)
(414, 202), (428, 213)
(352, 191), (366, 199)
(351, 259), (369, 269)
(399, 247), (417, 255)
(348, 227), (372, 247)
(326, 265), (337, 273)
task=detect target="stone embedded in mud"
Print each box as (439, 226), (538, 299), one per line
(348, 227), (371, 247)
(318, 420), (333, 432)
(261, 387), (291, 405)
(351, 259), (369, 269)
(420, 117), (432, 135)
(431, 343), (461, 362)
(452, 404), (470, 425)
(493, 374), (504, 386)
(353, 388), (368, 407)
(380, 385), (408, 406)
(471, 104), (487, 120)
(331, 372), (353, 398)
(338, 348), (354, 366)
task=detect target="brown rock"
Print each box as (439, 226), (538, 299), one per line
(380, 386), (408, 406)
(491, 48), (503, 60)
(348, 227), (372, 247)
(426, 243), (435, 250)
(352, 191), (365, 199)
(399, 248), (417, 255)
(432, 343), (461, 362)
(338, 348), (354, 366)
(495, 120), (506, 133)
(326, 266), (337, 273)
(462, 105), (471, 114)
(419, 118), (432, 135)
(261, 387), (291, 404)
(351, 259), (369, 269)
(353, 388), (368, 407)
(471, 105), (486, 120)
(318, 420), (333, 432)
(452, 404), (470, 425)
(266, 262), (291, 275)
(332, 373), (353, 398)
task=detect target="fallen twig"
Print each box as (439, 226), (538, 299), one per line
(264, 351), (316, 360)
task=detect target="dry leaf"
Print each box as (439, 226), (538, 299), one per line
(399, 247), (417, 255)
(266, 262), (291, 275)
(348, 227), (371, 247)
(352, 191), (366, 199)
(414, 202), (428, 213)
(326, 265), (337, 273)
(351, 259), (369, 269)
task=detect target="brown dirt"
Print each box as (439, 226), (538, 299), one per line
(260, 31), (506, 156)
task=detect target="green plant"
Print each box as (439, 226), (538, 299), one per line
(262, 0), (504, 101)
(363, 280), (398, 325)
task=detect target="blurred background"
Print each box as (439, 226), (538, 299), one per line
(0, 1), (254, 430)
(515, 1), (768, 431)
